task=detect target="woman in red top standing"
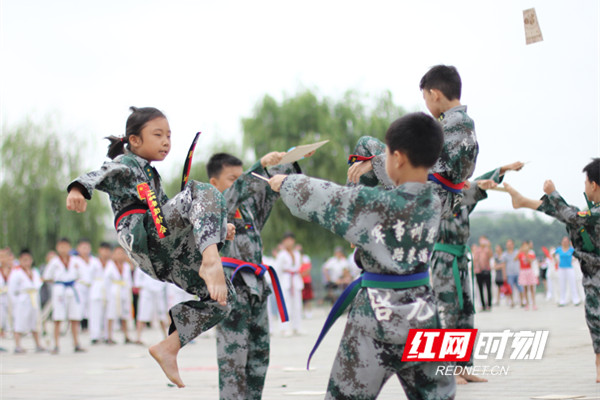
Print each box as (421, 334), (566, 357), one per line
(516, 241), (538, 310)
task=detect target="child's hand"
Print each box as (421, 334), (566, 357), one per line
(268, 174), (287, 192)
(504, 161), (525, 172)
(261, 152), (286, 168)
(347, 160), (373, 184)
(226, 223), (236, 241)
(476, 179), (498, 191)
(543, 180), (556, 195)
(66, 187), (87, 213)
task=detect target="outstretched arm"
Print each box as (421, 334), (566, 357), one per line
(66, 186), (88, 213)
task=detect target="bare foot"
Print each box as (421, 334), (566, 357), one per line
(461, 373), (488, 383)
(199, 244), (227, 306)
(149, 332), (184, 388)
(455, 375), (468, 385)
(503, 183), (526, 209)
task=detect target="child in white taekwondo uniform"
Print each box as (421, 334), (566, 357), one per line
(134, 265), (168, 344)
(42, 238), (86, 354)
(104, 246), (133, 344)
(9, 249), (45, 353)
(89, 242), (112, 345)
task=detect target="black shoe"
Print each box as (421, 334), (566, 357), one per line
(91, 339), (99, 345)
(74, 345), (86, 353)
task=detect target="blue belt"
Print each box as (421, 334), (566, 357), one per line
(221, 257), (289, 322)
(54, 280), (80, 303)
(307, 270), (430, 369)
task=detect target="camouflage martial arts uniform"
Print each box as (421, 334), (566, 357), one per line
(216, 161), (297, 400)
(68, 152), (234, 347)
(430, 168), (502, 368)
(537, 191), (600, 353)
(279, 175), (456, 400)
(350, 106), (478, 218)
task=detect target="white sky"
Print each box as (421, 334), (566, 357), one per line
(1, 0), (599, 213)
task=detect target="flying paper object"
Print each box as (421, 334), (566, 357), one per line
(523, 8), (543, 45)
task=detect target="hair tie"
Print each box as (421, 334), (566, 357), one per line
(121, 136), (128, 144)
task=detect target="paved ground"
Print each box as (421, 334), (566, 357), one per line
(2, 294), (599, 399)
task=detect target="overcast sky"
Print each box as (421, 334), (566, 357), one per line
(2, 0), (598, 213)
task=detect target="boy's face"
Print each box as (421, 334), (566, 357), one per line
(112, 247), (127, 263)
(98, 247), (112, 261)
(56, 241), (71, 258)
(282, 237), (295, 250)
(210, 165), (244, 193)
(422, 89), (442, 119)
(77, 242), (91, 258)
(19, 253), (33, 269)
(584, 176), (599, 202)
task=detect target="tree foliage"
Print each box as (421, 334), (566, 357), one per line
(241, 90), (406, 258)
(0, 118), (108, 263)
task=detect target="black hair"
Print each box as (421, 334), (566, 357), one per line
(583, 158), (600, 186)
(282, 231), (295, 240)
(99, 242), (113, 249)
(19, 248), (32, 257)
(106, 106), (166, 159)
(206, 153), (243, 179)
(419, 65), (462, 101)
(57, 237), (71, 245)
(384, 112), (443, 168)
(77, 238), (91, 245)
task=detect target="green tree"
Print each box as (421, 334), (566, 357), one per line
(241, 89), (406, 258)
(0, 118), (109, 263)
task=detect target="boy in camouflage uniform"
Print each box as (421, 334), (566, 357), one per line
(207, 152), (306, 400)
(504, 158), (600, 382)
(431, 161), (523, 385)
(269, 112), (456, 400)
(347, 65), (478, 219)
(67, 107), (235, 388)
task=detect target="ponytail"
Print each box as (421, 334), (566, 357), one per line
(105, 106), (166, 159)
(105, 135), (129, 159)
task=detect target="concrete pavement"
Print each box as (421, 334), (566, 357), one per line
(2, 294), (599, 399)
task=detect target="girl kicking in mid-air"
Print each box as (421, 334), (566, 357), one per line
(66, 106), (235, 388)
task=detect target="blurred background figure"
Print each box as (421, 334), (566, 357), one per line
(105, 246), (133, 345)
(322, 246), (350, 305)
(554, 237), (581, 307)
(276, 232), (303, 336)
(297, 245), (314, 320)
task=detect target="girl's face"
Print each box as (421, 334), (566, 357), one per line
(130, 117), (171, 162)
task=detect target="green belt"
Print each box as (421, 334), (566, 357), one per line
(433, 243), (473, 311)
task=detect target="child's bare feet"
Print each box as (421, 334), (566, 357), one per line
(149, 332), (184, 388)
(455, 375), (468, 385)
(503, 183), (526, 209)
(503, 183), (543, 210)
(199, 244), (227, 306)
